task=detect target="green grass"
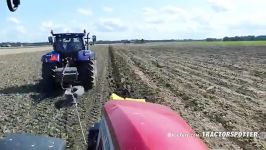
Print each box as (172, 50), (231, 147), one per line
(145, 41), (266, 46)
(184, 41), (266, 46)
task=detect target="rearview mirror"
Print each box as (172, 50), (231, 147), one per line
(48, 36), (53, 44)
(92, 35), (96, 44)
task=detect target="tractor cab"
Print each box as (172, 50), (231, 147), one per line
(49, 32), (86, 53)
(48, 33), (87, 62)
(53, 34), (85, 53)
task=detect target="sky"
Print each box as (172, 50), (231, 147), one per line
(0, 0), (266, 42)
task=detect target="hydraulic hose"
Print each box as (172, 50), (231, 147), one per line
(7, 0), (20, 12)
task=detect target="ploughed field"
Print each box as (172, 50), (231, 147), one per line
(110, 44), (266, 150)
(0, 45), (111, 150)
(0, 44), (265, 150)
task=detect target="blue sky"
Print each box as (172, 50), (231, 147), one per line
(1, 0), (266, 42)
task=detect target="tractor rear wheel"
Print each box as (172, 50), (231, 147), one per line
(78, 61), (96, 91)
(41, 63), (56, 92)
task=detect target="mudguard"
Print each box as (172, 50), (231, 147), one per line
(77, 50), (96, 61)
(41, 51), (60, 63)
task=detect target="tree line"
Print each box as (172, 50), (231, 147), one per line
(206, 35), (266, 41)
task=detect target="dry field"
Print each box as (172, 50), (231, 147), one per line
(0, 46), (51, 55)
(110, 44), (266, 150)
(0, 44), (265, 150)
(0, 45), (111, 149)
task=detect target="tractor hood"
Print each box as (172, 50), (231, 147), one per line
(104, 100), (208, 150)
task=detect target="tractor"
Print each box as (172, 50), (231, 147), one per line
(41, 30), (97, 91)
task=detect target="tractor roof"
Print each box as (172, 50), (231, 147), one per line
(52, 33), (85, 38)
(104, 100), (208, 150)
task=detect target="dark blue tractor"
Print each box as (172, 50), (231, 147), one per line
(41, 30), (97, 91)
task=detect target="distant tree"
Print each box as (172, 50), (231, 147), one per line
(222, 35), (264, 41)
(256, 36), (266, 41)
(206, 38), (221, 42)
(223, 37), (230, 41)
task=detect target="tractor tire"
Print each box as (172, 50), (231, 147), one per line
(41, 63), (56, 93)
(78, 60), (96, 91)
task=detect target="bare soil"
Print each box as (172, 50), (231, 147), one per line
(0, 44), (265, 150)
(0, 45), (111, 149)
(109, 44), (266, 150)
(0, 46), (51, 55)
